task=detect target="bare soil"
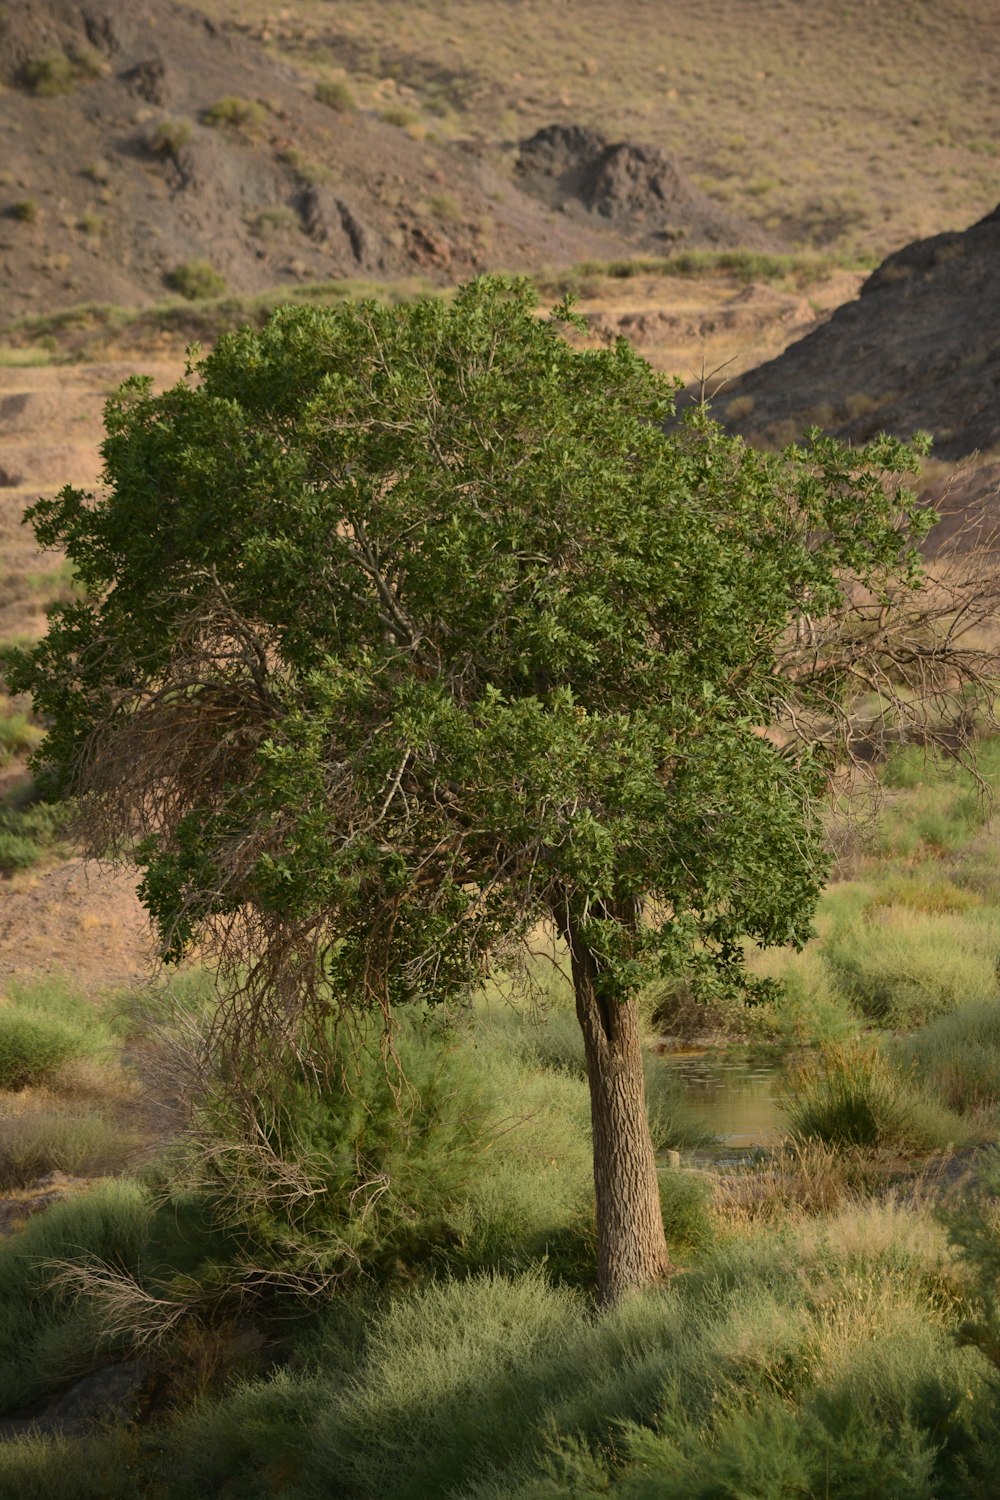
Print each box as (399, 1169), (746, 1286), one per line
(0, 859), (150, 994)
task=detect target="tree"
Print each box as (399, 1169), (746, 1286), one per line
(9, 277), (991, 1301)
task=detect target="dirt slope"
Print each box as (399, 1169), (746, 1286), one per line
(0, 0), (768, 325)
(722, 205), (1000, 461)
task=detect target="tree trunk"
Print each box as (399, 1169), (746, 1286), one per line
(565, 918), (672, 1303)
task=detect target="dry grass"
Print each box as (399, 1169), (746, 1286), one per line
(202, 0), (1000, 259)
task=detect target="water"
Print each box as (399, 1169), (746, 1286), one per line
(657, 1051), (785, 1148)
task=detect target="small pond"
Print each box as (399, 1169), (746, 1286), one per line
(656, 1051), (786, 1149)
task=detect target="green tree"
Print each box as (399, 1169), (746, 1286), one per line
(8, 277), (977, 1300)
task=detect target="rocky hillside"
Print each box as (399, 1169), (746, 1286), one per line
(721, 205), (1000, 462)
(0, 0), (767, 325)
(719, 203), (1000, 525)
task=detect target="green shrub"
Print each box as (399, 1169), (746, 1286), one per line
(315, 79), (355, 112)
(0, 1110), (134, 1189)
(9, 198), (39, 224)
(186, 1010), (507, 1285)
(19, 53), (77, 97)
(202, 96), (265, 131)
(165, 260), (226, 301)
(0, 1012), (84, 1090)
(782, 1042), (964, 1150)
(898, 1000), (1000, 1116)
(147, 119), (193, 159)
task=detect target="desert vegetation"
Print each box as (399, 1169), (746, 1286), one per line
(0, 1), (999, 1491)
(0, 269), (998, 1495)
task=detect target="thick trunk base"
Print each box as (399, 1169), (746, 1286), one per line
(567, 922), (672, 1303)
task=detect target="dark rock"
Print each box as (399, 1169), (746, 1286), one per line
(124, 56), (168, 105)
(300, 187), (375, 266)
(516, 122), (763, 248)
(721, 202), (1000, 469)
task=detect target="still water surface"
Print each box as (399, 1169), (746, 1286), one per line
(658, 1052), (786, 1147)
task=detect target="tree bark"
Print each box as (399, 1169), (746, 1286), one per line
(565, 917), (672, 1303)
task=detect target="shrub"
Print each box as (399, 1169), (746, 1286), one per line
(147, 119), (193, 160)
(165, 260), (226, 301)
(315, 79), (355, 111)
(202, 97), (265, 131)
(897, 1000), (1000, 1116)
(0, 1012), (84, 1090)
(185, 1010), (506, 1285)
(19, 53), (77, 97)
(782, 1042), (965, 1151)
(0, 1110), (134, 1189)
(9, 199), (39, 224)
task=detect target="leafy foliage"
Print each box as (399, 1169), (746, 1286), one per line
(8, 276), (934, 1056)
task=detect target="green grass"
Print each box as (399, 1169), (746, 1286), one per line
(0, 978), (115, 1090)
(0, 1180), (151, 1412)
(0, 1109), (136, 1190)
(897, 1001), (1000, 1117)
(0, 701), (42, 764)
(165, 259), (227, 302)
(782, 1042), (966, 1151)
(146, 119), (193, 160)
(147, 1202), (985, 1500)
(0, 793), (71, 876)
(821, 903), (1000, 1028)
(315, 79), (355, 112)
(19, 54), (77, 97)
(201, 97), (265, 132)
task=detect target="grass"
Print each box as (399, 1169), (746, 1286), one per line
(0, 977), (116, 1090)
(146, 119), (193, 160)
(201, 97), (265, 132)
(19, 54), (77, 97)
(897, 1001), (1000, 1117)
(198, 0), (1000, 260)
(782, 1042), (967, 1151)
(140, 1202), (984, 1500)
(315, 79), (355, 112)
(165, 260), (227, 301)
(0, 1109), (136, 1189)
(8, 199), (39, 225)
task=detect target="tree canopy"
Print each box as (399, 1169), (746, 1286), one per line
(10, 275), (959, 1298)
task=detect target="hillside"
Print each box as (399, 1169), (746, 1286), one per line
(720, 203), (1000, 522)
(0, 0), (765, 324)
